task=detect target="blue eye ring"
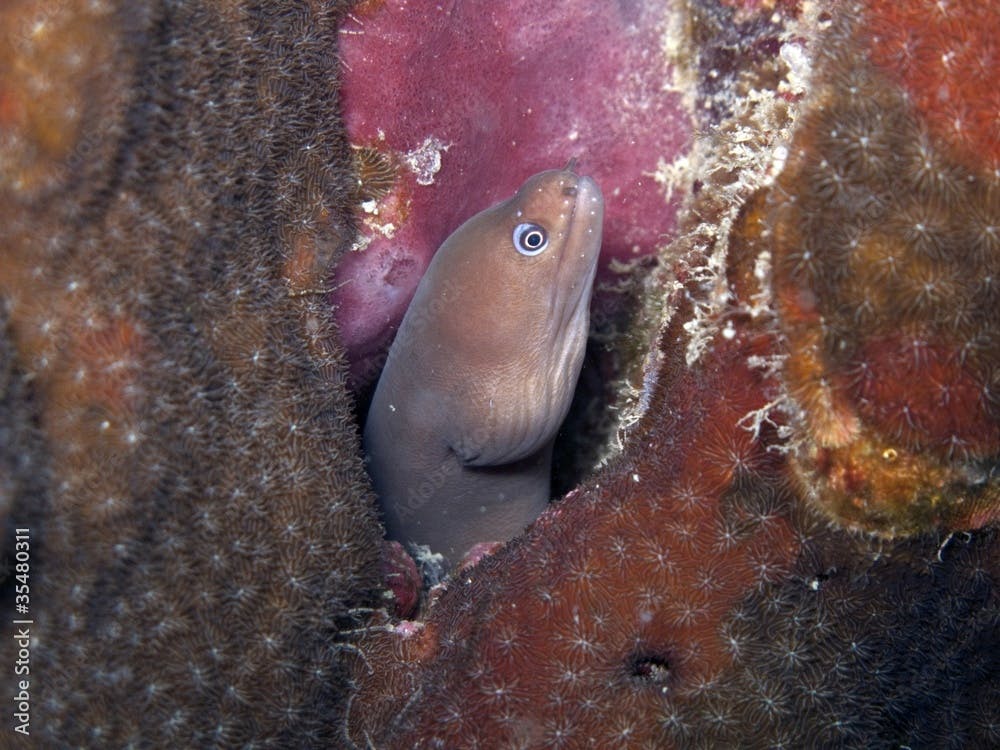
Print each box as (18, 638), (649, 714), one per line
(513, 223), (549, 256)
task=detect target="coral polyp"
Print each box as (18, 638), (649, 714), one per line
(769, 1), (999, 535)
(865, 1), (999, 169)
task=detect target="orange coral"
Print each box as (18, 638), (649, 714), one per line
(865, 0), (999, 169)
(770, 0), (999, 535)
(0, 0), (129, 196)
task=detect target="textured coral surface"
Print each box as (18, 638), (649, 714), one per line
(0, 0), (997, 748)
(1, 2), (383, 747)
(331, 0), (692, 383)
(771, 1), (1000, 535)
(866, 1), (998, 170)
(347, 310), (999, 747)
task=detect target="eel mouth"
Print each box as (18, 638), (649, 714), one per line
(554, 171), (603, 329)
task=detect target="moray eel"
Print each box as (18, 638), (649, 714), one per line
(364, 163), (604, 566)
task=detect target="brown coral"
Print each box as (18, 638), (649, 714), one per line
(0, 1), (383, 747)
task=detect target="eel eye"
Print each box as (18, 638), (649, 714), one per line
(513, 223), (549, 256)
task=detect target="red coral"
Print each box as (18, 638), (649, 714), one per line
(346, 317), (804, 747)
(381, 540), (421, 619)
(865, 1), (999, 169)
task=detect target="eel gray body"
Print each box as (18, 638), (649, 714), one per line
(364, 164), (604, 566)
